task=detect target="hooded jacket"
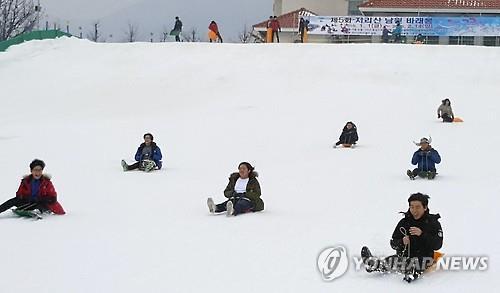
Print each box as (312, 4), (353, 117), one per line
(437, 99), (454, 118)
(223, 172), (264, 212)
(16, 174), (65, 215)
(411, 147), (441, 171)
(336, 122), (359, 145)
(135, 142), (163, 169)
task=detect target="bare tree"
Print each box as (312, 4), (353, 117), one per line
(239, 24), (252, 43)
(0, 0), (40, 41)
(86, 21), (100, 42)
(182, 27), (199, 42)
(124, 22), (139, 42)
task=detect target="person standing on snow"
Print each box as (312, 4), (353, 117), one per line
(208, 21), (223, 43)
(334, 121), (358, 147)
(271, 16), (281, 43)
(121, 133), (163, 172)
(382, 26), (390, 43)
(437, 98), (454, 123)
(407, 137), (441, 180)
(207, 162), (264, 216)
(361, 193), (443, 282)
(299, 17), (309, 43)
(392, 21), (402, 43)
(171, 16), (183, 42)
(0, 159), (65, 216)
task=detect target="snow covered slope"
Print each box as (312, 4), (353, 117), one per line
(0, 38), (499, 292)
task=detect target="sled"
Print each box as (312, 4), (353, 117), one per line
(208, 30), (217, 42)
(424, 251), (444, 273)
(169, 29), (181, 36)
(303, 30), (309, 43)
(342, 144), (353, 148)
(453, 117), (464, 122)
(12, 209), (42, 220)
(266, 28), (273, 43)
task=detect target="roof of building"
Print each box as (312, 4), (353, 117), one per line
(253, 8), (317, 29)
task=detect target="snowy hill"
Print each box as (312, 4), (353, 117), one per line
(0, 38), (499, 292)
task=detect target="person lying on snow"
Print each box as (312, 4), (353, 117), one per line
(0, 159), (65, 216)
(437, 98), (454, 123)
(207, 162), (264, 216)
(334, 121), (358, 147)
(361, 193), (443, 282)
(406, 137), (441, 180)
(121, 133), (163, 172)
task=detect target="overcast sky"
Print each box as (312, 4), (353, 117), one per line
(39, 0), (272, 42)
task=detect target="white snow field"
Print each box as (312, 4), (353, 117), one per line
(1, 38), (499, 292)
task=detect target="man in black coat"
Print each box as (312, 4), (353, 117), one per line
(361, 193), (443, 282)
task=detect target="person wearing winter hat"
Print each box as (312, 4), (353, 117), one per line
(407, 138), (441, 180)
(207, 162), (264, 216)
(334, 121), (358, 148)
(0, 159), (65, 216)
(361, 193), (443, 282)
(121, 133), (163, 172)
(437, 98), (454, 123)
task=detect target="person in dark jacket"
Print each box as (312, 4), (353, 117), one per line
(121, 133), (163, 172)
(207, 162), (264, 216)
(299, 17), (309, 43)
(361, 193), (443, 282)
(407, 137), (441, 179)
(334, 121), (358, 147)
(382, 26), (390, 43)
(171, 16), (183, 42)
(0, 159), (65, 216)
(437, 98), (454, 122)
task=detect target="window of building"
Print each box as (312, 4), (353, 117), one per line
(426, 36), (439, 45)
(348, 1), (363, 15)
(483, 36), (499, 46)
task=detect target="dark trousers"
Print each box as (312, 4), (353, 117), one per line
(273, 31), (280, 43)
(370, 255), (434, 274)
(300, 30), (305, 43)
(127, 162), (141, 171)
(0, 197), (43, 214)
(442, 113), (453, 123)
(215, 198), (253, 216)
(175, 35), (181, 42)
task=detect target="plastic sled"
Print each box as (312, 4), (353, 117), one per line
(453, 117), (464, 122)
(208, 30), (217, 42)
(266, 28), (273, 43)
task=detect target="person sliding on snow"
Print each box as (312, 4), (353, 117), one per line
(0, 159), (65, 217)
(361, 193), (443, 282)
(334, 121), (358, 147)
(121, 133), (163, 172)
(407, 137), (440, 180)
(207, 162), (264, 216)
(437, 98), (454, 123)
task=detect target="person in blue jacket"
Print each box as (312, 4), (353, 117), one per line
(121, 133), (163, 172)
(407, 137), (441, 180)
(392, 21), (402, 43)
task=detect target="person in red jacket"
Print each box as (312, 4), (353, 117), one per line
(0, 159), (65, 215)
(208, 21), (223, 43)
(271, 16), (281, 43)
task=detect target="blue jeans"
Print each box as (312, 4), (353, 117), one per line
(215, 198), (253, 215)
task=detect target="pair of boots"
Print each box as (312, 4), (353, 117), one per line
(406, 169), (436, 180)
(121, 159), (156, 172)
(361, 246), (421, 282)
(207, 198), (233, 216)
